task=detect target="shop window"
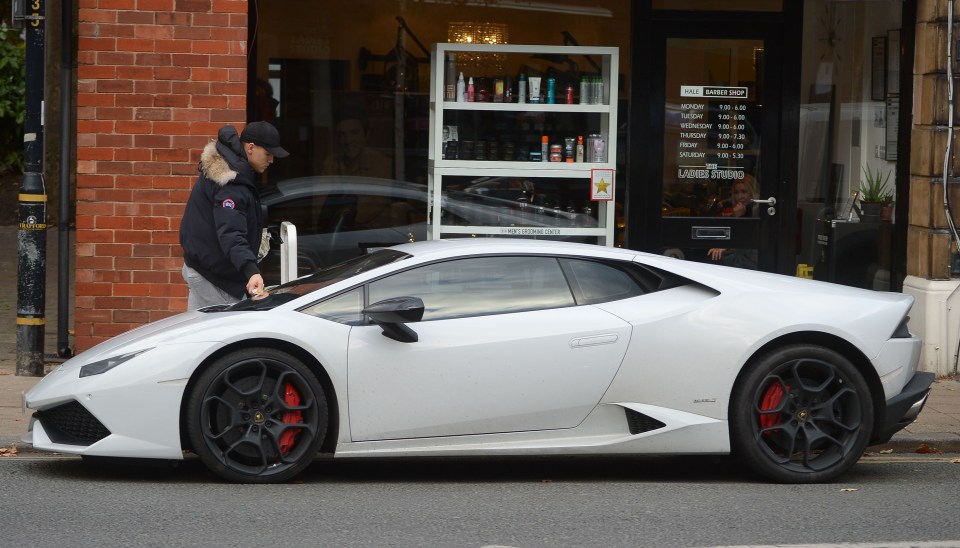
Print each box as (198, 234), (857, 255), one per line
(249, 0), (631, 244)
(797, 0), (902, 290)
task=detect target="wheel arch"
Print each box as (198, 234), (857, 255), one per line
(733, 330), (886, 438)
(178, 337), (340, 456)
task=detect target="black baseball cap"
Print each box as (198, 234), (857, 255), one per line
(240, 121), (289, 158)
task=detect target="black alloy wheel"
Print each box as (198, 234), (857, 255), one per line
(186, 348), (328, 483)
(729, 344), (873, 483)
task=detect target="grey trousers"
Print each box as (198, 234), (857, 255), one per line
(182, 263), (241, 310)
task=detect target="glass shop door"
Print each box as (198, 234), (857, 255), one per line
(649, 22), (787, 271)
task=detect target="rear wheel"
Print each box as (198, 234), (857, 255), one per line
(186, 348), (327, 483)
(729, 344), (873, 483)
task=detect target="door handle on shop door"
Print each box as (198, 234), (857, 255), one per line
(752, 197), (776, 215)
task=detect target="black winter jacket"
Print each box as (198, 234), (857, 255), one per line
(179, 126), (262, 299)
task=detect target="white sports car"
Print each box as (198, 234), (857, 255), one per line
(23, 239), (933, 483)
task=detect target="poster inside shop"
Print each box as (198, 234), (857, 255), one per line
(591, 168), (614, 201)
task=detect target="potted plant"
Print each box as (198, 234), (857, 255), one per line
(858, 166), (892, 222)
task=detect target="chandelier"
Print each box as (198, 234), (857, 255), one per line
(447, 22), (509, 74)
(447, 21), (509, 45)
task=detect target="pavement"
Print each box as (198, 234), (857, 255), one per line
(0, 225), (958, 457)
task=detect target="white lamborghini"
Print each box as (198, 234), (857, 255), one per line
(23, 239), (933, 483)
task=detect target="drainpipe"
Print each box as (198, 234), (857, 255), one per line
(947, 1), (960, 375)
(57, 0), (73, 359)
(945, 1), (959, 248)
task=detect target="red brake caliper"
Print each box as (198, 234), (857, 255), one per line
(278, 383), (303, 454)
(759, 381), (785, 431)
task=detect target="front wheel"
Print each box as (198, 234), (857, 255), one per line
(729, 345), (874, 483)
(186, 348), (328, 483)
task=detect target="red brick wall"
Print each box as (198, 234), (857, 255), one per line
(75, 0), (248, 350)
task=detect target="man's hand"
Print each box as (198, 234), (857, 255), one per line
(246, 273), (265, 296)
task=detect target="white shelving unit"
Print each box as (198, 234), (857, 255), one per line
(428, 43), (619, 245)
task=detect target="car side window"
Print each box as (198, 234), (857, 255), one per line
(560, 259), (647, 305)
(368, 256), (575, 321)
(300, 288), (364, 325)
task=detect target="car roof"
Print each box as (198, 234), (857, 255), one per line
(261, 176), (425, 203)
(386, 239), (903, 302)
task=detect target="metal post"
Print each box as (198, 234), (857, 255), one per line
(17, 0), (47, 376)
(279, 221), (298, 284)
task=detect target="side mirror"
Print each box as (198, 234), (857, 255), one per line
(363, 296), (425, 343)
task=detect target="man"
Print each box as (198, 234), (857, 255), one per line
(320, 116), (392, 178)
(180, 121), (289, 309)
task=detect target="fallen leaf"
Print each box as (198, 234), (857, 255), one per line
(951, 459), (960, 464)
(916, 444), (932, 454)
(0, 444), (18, 457)
(840, 488), (859, 492)
(879, 449), (894, 454)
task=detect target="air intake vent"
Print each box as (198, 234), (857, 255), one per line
(34, 401), (110, 445)
(625, 408), (666, 435)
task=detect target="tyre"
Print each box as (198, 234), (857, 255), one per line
(186, 348), (328, 483)
(729, 344), (873, 483)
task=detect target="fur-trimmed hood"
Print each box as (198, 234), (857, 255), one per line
(199, 125), (253, 186)
(199, 140), (237, 186)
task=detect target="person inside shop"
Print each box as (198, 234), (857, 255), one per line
(180, 121), (289, 309)
(707, 173), (759, 269)
(321, 114), (392, 179)
(716, 173), (759, 218)
(254, 79), (279, 123)
(316, 113), (404, 233)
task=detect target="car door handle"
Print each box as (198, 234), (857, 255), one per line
(570, 334), (619, 348)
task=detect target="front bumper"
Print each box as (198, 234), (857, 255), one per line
(870, 371), (936, 444)
(22, 342), (214, 459)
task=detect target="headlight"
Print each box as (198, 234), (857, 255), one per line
(79, 348), (153, 378)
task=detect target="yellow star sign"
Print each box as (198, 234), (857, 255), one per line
(591, 168), (614, 200)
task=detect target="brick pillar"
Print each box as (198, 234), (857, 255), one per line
(903, 0), (960, 375)
(909, 0), (959, 279)
(74, 0), (247, 350)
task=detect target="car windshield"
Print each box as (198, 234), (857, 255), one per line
(225, 249), (410, 311)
